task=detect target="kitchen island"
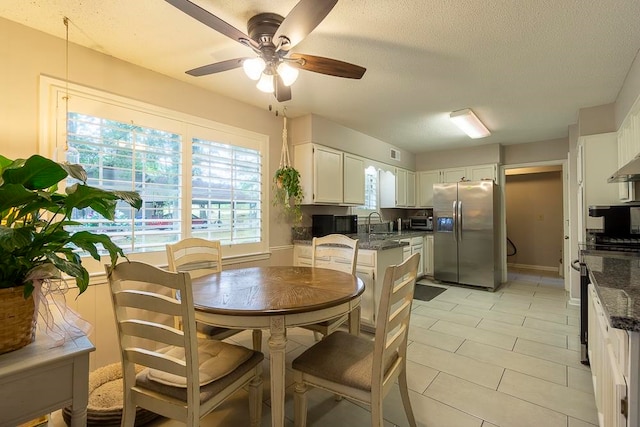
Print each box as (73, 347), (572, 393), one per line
(583, 252), (640, 427)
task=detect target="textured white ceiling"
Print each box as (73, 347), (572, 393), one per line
(2, 0), (640, 153)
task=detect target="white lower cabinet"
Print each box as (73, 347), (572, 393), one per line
(425, 234), (434, 276)
(294, 244), (403, 329)
(587, 284), (629, 426)
(400, 237), (424, 278)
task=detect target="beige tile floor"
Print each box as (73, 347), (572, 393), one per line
(50, 268), (597, 426)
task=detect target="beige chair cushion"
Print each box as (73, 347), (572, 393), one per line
(147, 340), (253, 387)
(292, 331), (376, 391)
(138, 352), (264, 404)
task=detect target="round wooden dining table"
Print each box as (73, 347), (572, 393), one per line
(190, 265), (365, 427)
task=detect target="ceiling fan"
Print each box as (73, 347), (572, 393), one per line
(164, 0), (366, 102)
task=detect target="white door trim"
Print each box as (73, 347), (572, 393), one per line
(499, 160), (568, 288)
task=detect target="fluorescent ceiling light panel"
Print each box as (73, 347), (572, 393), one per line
(450, 108), (491, 139)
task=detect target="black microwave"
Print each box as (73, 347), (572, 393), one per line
(312, 215), (358, 237)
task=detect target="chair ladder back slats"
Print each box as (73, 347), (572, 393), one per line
(167, 238), (223, 275)
(373, 253), (420, 387)
(381, 356), (403, 392)
(124, 347), (188, 378)
(109, 264), (183, 292)
(314, 247), (355, 262)
(383, 325), (406, 358)
(120, 320), (184, 347)
(173, 252), (221, 267)
(387, 302), (412, 333)
(311, 235), (359, 275)
(115, 290), (183, 317)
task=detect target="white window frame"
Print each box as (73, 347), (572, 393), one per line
(39, 76), (269, 271)
(352, 159), (388, 219)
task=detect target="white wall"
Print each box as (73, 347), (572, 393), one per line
(578, 103), (616, 136)
(415, 143), (502, 170)
(290, 114), (416, 170)
(503, 138), (569, 165)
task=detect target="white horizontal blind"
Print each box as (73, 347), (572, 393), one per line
(67, 112), (182, 253)
(363, 165), (378, 210)
(190, 137), (262, 246)
(41, 77), (269, 263)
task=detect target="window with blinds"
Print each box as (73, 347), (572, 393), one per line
(190, 137), (261, 245)
(68, 113), (182, 253)
(41, 76), (268, 261)
(363, 166), (378, 210)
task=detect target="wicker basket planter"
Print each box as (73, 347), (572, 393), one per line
(0, 286), (36, 354)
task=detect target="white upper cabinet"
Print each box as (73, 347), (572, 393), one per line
(380, 167), (416, 208)
(578, 133), (619, 230)
(295, 143), (343, 204)
(294, 143), (366, 205)
(416, 163), (498, 207)
(441, 167), (467, 183)
(379, 169), (397, 208)
(616, 100), (640, 201)
(441, 164), (497, 183)
(468, 164), (498, 182)
(417, 170), (440, 207)
(343, 153), (365, 205)
(396, 168), (407, 207)
(406, 171), (416, 207)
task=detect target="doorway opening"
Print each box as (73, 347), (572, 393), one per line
(500, 162), (568, 291)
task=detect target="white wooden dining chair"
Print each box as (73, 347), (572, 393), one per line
(301, 234), (359, 340)
(106, 261), (264, 427)
(166, 237), (262, 351)
(292, 252), (420, 427)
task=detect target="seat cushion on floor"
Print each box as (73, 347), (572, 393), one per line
(147, 340), (253, 387)
(62, 363), (159, 426)
(137, 351), (264, 404)
(292, 331), (375, 391)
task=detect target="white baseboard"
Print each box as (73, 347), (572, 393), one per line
(507, 263), (558, 272)
(568, 297), (581, 306)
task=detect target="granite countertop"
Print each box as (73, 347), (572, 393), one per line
(293, 231), (430, 251)
(583, 252), (640, 332)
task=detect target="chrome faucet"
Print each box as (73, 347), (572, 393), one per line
(367, 212), (383, 234)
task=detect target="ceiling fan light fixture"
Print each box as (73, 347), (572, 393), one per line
(449, 108), (491, 139)
(257, 72), (275, 93)
(243, 57), (266, 80)
(277, 61), (299, 86)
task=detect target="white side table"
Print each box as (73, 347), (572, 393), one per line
(0, 332), (94, 427)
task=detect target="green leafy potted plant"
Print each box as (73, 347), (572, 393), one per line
(273, 166), (303, 225)
(0, 154), (142, 353)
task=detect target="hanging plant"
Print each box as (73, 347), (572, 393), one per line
(273, 166), (303, 223)
(272, 114), (303, 224)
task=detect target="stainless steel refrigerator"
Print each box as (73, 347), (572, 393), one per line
(433, 181), (500, 289)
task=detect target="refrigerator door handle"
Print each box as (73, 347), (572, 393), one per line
(452, 200), (458, 241)
(458, 200), (462, 241)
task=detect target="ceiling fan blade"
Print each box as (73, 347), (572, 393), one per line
(186, 58), (246, 76)
(275, 76), (292, 102)
(290, 54), (366, 79)
(164, 0), (258, 49)
(274, 0), (338, 51)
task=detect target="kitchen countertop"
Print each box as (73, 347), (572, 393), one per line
(293, 231), (431, 251)
(583, 252), (640, 332)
